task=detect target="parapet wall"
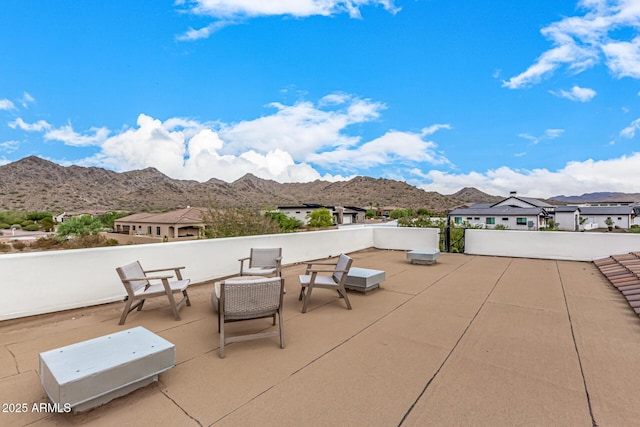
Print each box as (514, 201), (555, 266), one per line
(465, 229), (640, 261)
(0, 227), (438, 321)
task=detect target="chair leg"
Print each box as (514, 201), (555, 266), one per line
(298, 286), (305, 301)
(219, 317), (225, 358)
(302, 286), (313, 313)
(184, 290), (191, 307)
(339, 286), (352, 310)
(278, 310), (285, 349)
(119, 299), (133, 325)
(165, 291), (182, 321)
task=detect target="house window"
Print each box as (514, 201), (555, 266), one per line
(486, 217), (495, 225)
(516, 217), (527, 225)
(147, 226), (151, 235)
(454, 217), (462, 224)
(502, 218), (508, 221)
(618, 217), (622, 220)
(466, 217), (472, 220)
(474, 217), (480, 220)
(156, 227), (161, 236)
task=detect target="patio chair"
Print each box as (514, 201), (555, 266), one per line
(298, 253), (353, 313)
(115, 261), (191, 325)
(239, 248), (283, 280)
(214, 276), (285, 358)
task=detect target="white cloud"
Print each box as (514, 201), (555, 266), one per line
(415, 153), (640, 198)
(176, 0), (400, 40)
(550, 85), (597, 102)
(620, 117), (640, 138)
(307, 129), (450, 170)
(518, 128), (564, 144)
(62, 94), (450, 183)
(218, 96), (385, 160)
(504, 0), (640, 88)
(0, 140), (19, 152)
(544, 128), (565, 139)
(9, 118), (109, 147)
(44, 124), (110, 147)
(0, 99), (15, 111)
(20, 92), (34, 108)
(82, 111), (363, 183)
(8, 118), (51, 132)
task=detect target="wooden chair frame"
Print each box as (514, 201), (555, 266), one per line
(298, 254), (353, 313)
(116, 261), (191, 325)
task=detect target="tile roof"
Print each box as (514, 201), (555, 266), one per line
(115, 207), (207, 225)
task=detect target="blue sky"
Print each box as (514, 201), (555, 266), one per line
(1, 0), (640, 198)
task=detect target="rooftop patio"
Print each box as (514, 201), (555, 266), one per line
(2, 248), (640, 426)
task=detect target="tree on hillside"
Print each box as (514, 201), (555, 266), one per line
(56, 215), (104, 241)
(306, 208), (333, 227)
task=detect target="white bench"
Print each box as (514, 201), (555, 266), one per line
(407, 250), (441, 265)
(39, 327), (175, 413)
(344, 267), (385, 292)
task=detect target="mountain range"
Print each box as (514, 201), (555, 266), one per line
(0, 156), (637, 214)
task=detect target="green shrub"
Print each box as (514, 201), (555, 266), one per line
(0, 223), (10, 229)
(23, 224), (40, 231)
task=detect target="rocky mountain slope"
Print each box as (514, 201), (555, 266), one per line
(4, 156), (637, 214)
(550, 192), (640, 203)
(0, 156), (493, 213)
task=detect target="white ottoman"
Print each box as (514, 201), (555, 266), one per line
(39, 327), (175, 413)
(407, 250), (441, 265)
(344, 267), (386, 292)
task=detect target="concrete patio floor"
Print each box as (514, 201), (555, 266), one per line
(2, 248), (640, 426)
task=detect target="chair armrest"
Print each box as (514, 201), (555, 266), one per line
(144, 266), (185, 273)
(306, 268), (340, 273)
(305, 260), (338, 274)
(306, 261), (338, 266)
(238, 257), (250, 262)
(120, 276), (151, 282)
(121, 274), (173, 282)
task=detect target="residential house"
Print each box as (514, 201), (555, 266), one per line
(277, 204), (366, 225)
(576, 206), (637, 230)
(553, 206), (581, 231)
(113, 207), (206, 239)
(54, 210), (108, 224)
(447, 192), (551, 230)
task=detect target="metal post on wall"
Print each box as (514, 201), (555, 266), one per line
(444, 216), (451, 252)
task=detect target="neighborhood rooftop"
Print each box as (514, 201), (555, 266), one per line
(2, 249), (640, 426)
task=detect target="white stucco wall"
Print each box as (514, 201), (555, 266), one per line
(0, 227), (438, 321)
(554, 211), (579, 231)
(465, 229), (640, 261)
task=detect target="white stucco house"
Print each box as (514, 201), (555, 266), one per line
(276, 204), (366, 225)
(553, 206), (581, 231)
(576, 206), (636, 230)
(447, 192), (552, 230)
